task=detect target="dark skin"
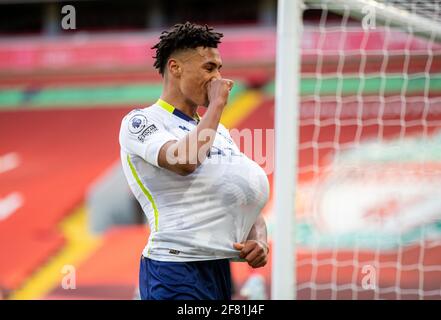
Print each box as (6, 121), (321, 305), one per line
(157, 46), (269, 268)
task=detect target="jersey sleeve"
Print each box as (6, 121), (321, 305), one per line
(119, 109), (177, 167)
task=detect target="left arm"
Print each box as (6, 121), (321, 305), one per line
(233, 215), (269, 268)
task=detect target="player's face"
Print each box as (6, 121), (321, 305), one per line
(179, 47), (223, 107)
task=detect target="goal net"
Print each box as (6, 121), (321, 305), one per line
(290, 0), (441, 299)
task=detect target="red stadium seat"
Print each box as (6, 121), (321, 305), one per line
(44, 226), (148, 300)
(0, 108), (130, 291)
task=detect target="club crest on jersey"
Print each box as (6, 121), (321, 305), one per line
(128, 114), (148, 134)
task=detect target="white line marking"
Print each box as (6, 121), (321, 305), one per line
(0, 152), (20, 174)
(0, 192), (24, 221)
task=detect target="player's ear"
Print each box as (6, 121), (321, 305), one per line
(168, 59), (182, 78)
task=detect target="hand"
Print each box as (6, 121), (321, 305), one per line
(206, 78), (234, 108)
(233, 240), (269, 269)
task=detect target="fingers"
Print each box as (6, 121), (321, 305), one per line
(209, 78), (234, 90)
(250, 255), (267, 268)
(233, 241), (268, 268)
(244, 242), (266, 262)
(224, 79), (234, 91)
(244, 246), (261, 262)
(238, 242), (255, 259)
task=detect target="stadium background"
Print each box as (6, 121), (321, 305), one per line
(0, 0), (440, 299)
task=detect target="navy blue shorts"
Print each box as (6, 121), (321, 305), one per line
(139, 256), (232, 300)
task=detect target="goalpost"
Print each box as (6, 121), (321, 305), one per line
(272, 0), (303, 300)
(272, 0), (441, 299)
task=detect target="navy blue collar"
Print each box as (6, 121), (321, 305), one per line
(157, 99), (200, 125)
(172, 107), (199, 125)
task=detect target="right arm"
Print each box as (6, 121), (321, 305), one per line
(158, 79), (233, 176)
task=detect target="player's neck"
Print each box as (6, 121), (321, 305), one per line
(160, 92), (198, 120)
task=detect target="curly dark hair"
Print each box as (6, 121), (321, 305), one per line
(151, 22), (223, 76)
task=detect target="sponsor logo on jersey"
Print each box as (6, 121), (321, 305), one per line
(138, 124), (159, 143)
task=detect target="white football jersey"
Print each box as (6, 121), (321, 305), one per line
(119, 99), (269, 261)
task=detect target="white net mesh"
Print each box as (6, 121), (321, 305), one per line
(383, 0), (441, 24)
(294, 0), (441, 299)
